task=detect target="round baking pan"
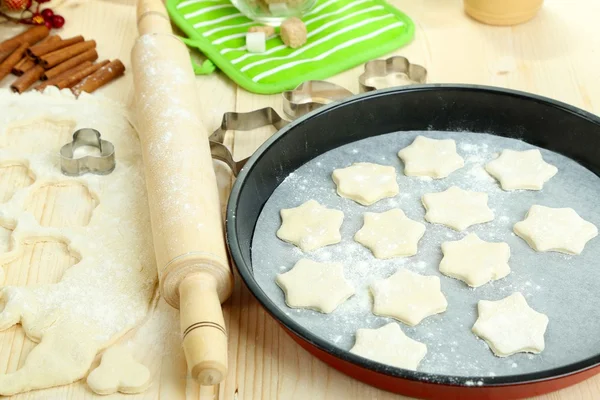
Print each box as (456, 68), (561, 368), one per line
(226, 85), (600, 399)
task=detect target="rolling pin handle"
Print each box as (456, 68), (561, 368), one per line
(179, 272), (228, 385)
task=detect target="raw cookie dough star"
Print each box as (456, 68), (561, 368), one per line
(332, 162), (399, 206)
(398, 136), (464, 178)
(485, 149), (558, 191)
(276, 259), (355, 313)
(422, 186), (494, 231)
(439, 233), (511, 287)
(513, 205), (598, 255)
(350, 322), (427, 371)
(277, 199), (344, 252)
(354, 209), (426, 259)
(370, 269), (448, 326)
(472, 292), (549, 357)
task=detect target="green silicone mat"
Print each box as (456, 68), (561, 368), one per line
(167, 0), (415, 94)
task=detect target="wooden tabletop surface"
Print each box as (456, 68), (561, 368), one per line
(1, 0), (600, 398)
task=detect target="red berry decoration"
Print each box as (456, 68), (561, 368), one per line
(51, 14), (64, 29)
(44, 20), (51, 29)
(31, 12), (44, 25)
(41, 8), (53, 20)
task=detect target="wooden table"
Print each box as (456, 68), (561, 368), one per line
(1, 0), (600, 398)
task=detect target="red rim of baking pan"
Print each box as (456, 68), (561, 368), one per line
(226, 84), (600, 399)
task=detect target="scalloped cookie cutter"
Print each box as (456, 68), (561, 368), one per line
(60, 129), (116, 176)
(282, 57), (427, 119)
(209, 107), (289, 176)
(359, 56), (427, 93)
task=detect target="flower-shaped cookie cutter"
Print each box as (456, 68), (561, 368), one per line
(358, 56), (427, 93)
(282, 80), (353, 120)
(209, 107), (289, 176)
(60, 128), (116, 176)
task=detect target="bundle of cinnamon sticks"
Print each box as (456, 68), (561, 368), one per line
(0, 25), (125, 95)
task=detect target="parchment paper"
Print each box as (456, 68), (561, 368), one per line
(251, 131), (600, 380)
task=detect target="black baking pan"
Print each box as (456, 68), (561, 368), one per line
(225, 84), (600, 399)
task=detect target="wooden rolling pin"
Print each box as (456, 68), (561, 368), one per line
(132, 0), (233, 386)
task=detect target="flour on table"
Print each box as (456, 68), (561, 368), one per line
(0, 88), (156, 395)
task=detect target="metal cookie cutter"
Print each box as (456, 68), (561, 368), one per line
(282, 80), (353, 120)
(209, 107), (289, 176)
(60, 129), (116, 176)
(359, 56), (427, 93)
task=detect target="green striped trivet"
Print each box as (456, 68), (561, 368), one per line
(167, 0), (414, 94)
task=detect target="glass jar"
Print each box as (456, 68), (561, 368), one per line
(230, 0), (316, 26)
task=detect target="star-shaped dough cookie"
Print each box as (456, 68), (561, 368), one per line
(439, 233), (511, 287)
(350, 322), (427, 371)
(354, 209), (426, 259)
(332, 162), (399, 206)
(277, 200), (344, 252)
(276, 259), (355, 313)
(513, 205), (598, 255)
(422, 186), (494, 231)
(472, 292), (549, 357)
(370, 269), (447, 326)
(398, 136), (464, 178)
(485, 149), (557, 191)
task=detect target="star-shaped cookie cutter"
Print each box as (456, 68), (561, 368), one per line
(209, 107), (289, 176)
(60, 128), (116, 176)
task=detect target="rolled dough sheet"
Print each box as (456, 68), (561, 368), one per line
(0, 88), (157, 395)
(252, 130), (600, 381)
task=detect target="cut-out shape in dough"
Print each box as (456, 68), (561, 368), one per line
(485, 149), (557, 191)
(276, 259), (354, 313)
(350, 322), (427, 371)
(370, 269), (447, 326)
(3, 118), (76, 154)
(0, 162), (35, 204)
(354, 209), (426, 259)
(439, 233), (511, 287)
(332, 162), (399, 206)
(513, 205), (598, 255)
(422, 186), (494, 231)
(276, 199), (344, 252)
(0, 235), (80, 286)
(25, 181), (99, 228)
(86, 346), (151, 395)
(472, 292), (549, 357)
(398, 136), (464, 179)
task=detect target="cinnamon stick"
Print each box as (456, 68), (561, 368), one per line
(39, 40), (96, 68)
(42, 48), (98, 80)
(35, 61), (93, 91)
(27, 35), (84, 59)
(72, 59), (125, 96)
(13, 35), (61, 76)
(11, 64), (45, 93)
(0, 25), (49, 62)
(55, 60), (110, 89)
(0, 43), (29, 82)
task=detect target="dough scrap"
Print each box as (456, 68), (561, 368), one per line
(354, 208), (426, 259)
(439, 233), (511, 287)
(276, 199), (344, 252)
(350, 322), (427, 371)
(276, 259), (354, 313)
(422, 186), (494, 231)
(485, 149), (557, 191)
(370, 269), (447, 326)
(513, 205), (598, 255)
(86, 346), (151, 395)
(332, 162), (399, 206)
(398, 136), (464, 179)
(0, 88), (156, 395)
(472, 292), (549, 357)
